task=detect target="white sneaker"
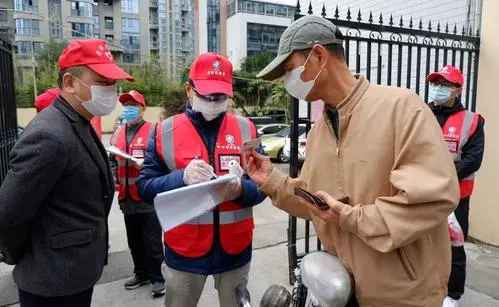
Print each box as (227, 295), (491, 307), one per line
(442, 296), (459, 307)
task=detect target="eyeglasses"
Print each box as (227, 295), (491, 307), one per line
(192, 87), (228, 103)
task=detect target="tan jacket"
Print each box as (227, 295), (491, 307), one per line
(261, 75), (460, 307)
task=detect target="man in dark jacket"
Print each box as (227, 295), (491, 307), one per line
(426, 65), (485, 307)
(137, 52), (267, 307)
(0, 39), (134, 307)
(109, 90), (165, 297)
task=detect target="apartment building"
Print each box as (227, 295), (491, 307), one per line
(226, 0), (296, 70)
(10, 0), (191, 71)
(0, 0), (14, 41)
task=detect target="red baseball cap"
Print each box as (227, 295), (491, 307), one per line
(58, 39), (134, 81)
(34, 88), (60, 112)
(189, 52), (233, 96)
(119, 90), (146, 107)
(426, 65), (464, 87)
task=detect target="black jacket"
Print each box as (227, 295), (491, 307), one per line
(430, 99), (485, 181)
(0, 98), (114, 297)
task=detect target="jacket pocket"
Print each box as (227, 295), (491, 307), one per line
(50, 229), (94, 250)
(397, 248), (417, 280)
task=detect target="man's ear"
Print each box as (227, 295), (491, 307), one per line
(185, 82), (192, 99)
(312, 44), (328, 69)
(455, 87), (463, 96)
(63, 73), (77, 94)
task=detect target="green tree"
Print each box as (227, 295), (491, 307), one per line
(37, 39), (68, 69)
(239, 52), (274, 73)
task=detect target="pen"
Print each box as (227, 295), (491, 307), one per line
(194, 156), (217, 180)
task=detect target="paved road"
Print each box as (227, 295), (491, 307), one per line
(1, 136), (498, 306)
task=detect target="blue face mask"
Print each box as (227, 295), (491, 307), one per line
(122, 106), (141, 123)
(428, 84), (454, 106)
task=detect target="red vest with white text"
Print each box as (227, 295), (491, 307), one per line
(112, 122), (153, 202)
(155, 113), (256, 258)
(442, 110), (480, 199)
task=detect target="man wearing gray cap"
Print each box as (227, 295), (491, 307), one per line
(248, 15), (459, 307)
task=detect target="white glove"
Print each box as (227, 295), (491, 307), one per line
(132, 158), (144, 169)
(183, 159), (216, 185)
(228, 160), (245, 179)
(218, 178), (243, 201)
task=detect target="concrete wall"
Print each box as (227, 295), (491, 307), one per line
(469, 0), (499, 245)
(17, 106), (165, 134)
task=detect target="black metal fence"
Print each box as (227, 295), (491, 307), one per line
(0, 36), (18, 184)
(287, 1), (481, 282)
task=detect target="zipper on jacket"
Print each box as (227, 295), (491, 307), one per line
(326, 108), (341, 156)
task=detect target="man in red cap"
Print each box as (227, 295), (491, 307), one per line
(108, 90), (165, 297)
(34, 88), (60, 113)
(137, 53), (266, 307)
(0, 39), (133, 307)
(426, 65), (485, 307)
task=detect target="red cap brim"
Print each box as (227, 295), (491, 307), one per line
(193, 79), (233, 97)
(119, 93), (145, 107)
(88, 63), (135, 81)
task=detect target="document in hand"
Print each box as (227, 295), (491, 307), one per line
(154, 174), (237, 232)
(105, 145), (139, 162)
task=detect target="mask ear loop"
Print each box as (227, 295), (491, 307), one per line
(303, 48), (323, 82)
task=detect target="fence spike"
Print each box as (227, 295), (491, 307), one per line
(453, 24), (457, 34)
(445, 22), (449, 34)
(409, 17), (413, 28)
(469, 26), (473, 36)
(389, 14), (393, 26)
(346, 7), (351, 20)
(428, 20), (432, 31)
(461, 25), (466, 35)
(379, 12), (383, 25)
(296, 0), (301, 11)
(357, 9), (362, 22)
(321, 3), (326, 18)
(476, 27), (480, 37)
(308, 1), (313, 14)
(437, 21), (440, 33)
(399, 15), (403, 27)
(419, 18), (423, 30)
(368, 11), (373, 23)
(334, 5), (339, 18)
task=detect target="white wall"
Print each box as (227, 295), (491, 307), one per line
(226, 13), (292, 69)
(198, 0), (208, 54)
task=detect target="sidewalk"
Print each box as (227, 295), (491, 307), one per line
(1, 163), (499, 306)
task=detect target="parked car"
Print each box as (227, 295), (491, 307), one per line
(283, 130), (309, 166)
(256, 123), (289, 137)
(262, 125), (306, 163)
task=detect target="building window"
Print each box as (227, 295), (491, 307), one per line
(276, 6), (287, 17)
(123, 52), (140, 64)
(0, 9), (8, 22)
(105, 34), (114, 42)
(104, 16), (113, 29)
(265, 4), (275, 15)
(14, 0), (39, 12)
(70, 2), (93, 17)
(103, 0), (113, 6)
(15, 19), (40, 36)
(71, 23), (93, 37)
(207, 0), (220, 53)
(121, 0), (139, 14)
(15, 40), (42, 54)
(247, 23), (286, 56)
(121, 18), (140, 50)
(94, 16), (100, 29)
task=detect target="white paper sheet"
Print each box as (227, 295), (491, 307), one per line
(153, 174), (237, 231)
(105, 146), (139, 162)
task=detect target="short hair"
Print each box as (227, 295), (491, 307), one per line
(57, 66), (85, 89)
(300, 43), (345, 60)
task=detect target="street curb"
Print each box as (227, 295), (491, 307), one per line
(0, 250), (135, 307)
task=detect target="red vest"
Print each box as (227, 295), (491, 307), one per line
(155, 113), (256, 258)
(442, 110), (480, 199)
(112, 122), (153, 202)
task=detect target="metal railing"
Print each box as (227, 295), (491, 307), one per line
(0, 36), (18, 184)
(287, 0), (480, 284)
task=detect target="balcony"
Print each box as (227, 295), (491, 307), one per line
(150, 42), (159, 50)
(149, 0), (158, 8)
(150, 20), (159, 29)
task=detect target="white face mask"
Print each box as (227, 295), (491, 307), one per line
(191, 93), (229, 121)
(284, 51), (323, 101)
(428, 84), (457, 106)
(73, 76), (118, 116)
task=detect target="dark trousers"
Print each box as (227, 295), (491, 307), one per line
(124, 212), (165, 283)
(448, 197), (470, 300)
(345, 295), (360, 307)
(19, 287), (93, 307)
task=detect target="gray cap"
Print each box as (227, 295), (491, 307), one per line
(256, 15), (343, 81)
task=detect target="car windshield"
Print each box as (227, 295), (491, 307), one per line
(276, 126), (306, 138)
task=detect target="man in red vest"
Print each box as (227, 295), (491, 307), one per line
(109, 90), (165, 298)
(426, 65), (485, 307)
(137, 53), (266, 307)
